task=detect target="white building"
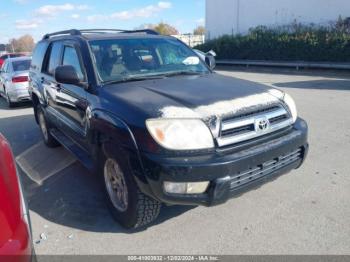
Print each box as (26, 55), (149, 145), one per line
(206, 0), (350, 39)
(173, 34), (205, 47)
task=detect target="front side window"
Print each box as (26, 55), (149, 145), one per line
(62, 46), (84, 81)
(12, 60), (31, 72)
(89, 37), (209, 83)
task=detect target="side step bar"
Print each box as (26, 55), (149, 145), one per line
(50, 129), (95, 171)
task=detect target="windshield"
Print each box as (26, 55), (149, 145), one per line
(12, 59), (31, 72)
(89, 37), (209, 83)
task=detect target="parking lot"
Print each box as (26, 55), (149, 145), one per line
(0, 67), (349, 255)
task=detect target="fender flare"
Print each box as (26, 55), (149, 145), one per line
(30, 89), (45, 123)
(89, 109), (150, 189)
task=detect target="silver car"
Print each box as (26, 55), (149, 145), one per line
(0, 57), (32, 107)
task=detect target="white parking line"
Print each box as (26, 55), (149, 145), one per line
(16, 141), (76, 185)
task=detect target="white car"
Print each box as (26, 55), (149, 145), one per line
(0, 56), (32, 107)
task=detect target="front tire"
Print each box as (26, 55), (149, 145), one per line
(37, 105), (60, 147)
(101, 154), (161, 229)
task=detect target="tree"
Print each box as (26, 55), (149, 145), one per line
(137, 22), (179, 35)
(152, 22), (179, 35)
(9, 35), (35, 52)
(194, 26), (206, 35)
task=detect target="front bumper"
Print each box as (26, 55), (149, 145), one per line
(140, 118), (308, 206)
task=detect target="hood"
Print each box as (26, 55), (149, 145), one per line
(101, 73), (282, 120)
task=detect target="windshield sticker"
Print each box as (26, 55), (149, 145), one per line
(182, 56), (200, 65)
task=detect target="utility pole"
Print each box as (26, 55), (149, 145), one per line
(236, 0), (240, 34)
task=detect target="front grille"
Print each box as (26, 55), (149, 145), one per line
(217, 105), (292, 147)
(222, 105), (281, 121)
(230, 148), (302, 190)
(221, 124), (254, 137)
(269, 114), (288, 124)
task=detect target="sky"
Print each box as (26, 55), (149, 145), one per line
(0, 0), (205, 43)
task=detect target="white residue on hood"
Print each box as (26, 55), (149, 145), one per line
(160, 106), (201, 118)
(159, 92), (281, 119)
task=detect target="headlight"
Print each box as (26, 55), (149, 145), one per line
(146, 119), (214, 150)
(283, 93), (298, 123)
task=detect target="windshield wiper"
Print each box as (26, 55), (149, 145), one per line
(163, 71), (206, 77)
(102, 75), (165, 85)
(102, 71), (206, 85)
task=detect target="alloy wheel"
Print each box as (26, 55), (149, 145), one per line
(104, 158), (129, 212)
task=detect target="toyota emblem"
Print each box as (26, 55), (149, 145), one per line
(255, 118), (269, 132)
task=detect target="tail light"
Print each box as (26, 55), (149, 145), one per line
(12, 76), (28, 83)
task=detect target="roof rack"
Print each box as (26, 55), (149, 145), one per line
(42, 29), (81, 39)
(42, 28), (159, 39)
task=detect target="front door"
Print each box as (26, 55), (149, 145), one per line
(54, 42), (88, 149)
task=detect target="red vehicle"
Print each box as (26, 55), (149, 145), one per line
(0, 53), (26, 68)
(0, 134), (33, 261)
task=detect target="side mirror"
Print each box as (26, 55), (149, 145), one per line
(193, 49), (216, 70)
(205, 55), (216, 70)
(207, 50), (217, 57)
(55, 65), (80, 85)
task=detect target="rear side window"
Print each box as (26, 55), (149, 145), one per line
(12, 60), (31, 72)
(62, 46), (84, 80)
(44, 41), (62, 76)
(31, 42), (48, 71)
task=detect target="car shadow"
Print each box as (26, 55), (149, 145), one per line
(0, 114), (195, 234)
(24, 162), (195, 233)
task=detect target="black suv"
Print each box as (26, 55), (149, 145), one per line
(29, 29), (308, 229)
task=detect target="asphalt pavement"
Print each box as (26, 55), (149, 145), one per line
(0, 67), (349, 255)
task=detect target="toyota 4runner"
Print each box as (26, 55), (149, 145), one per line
(29, 29), (308, 229)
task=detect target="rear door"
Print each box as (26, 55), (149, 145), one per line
(41, 41), (63, 126)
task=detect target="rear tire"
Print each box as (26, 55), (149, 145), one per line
(100, 152), (161, 229)
(37, 105), (60, 148)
